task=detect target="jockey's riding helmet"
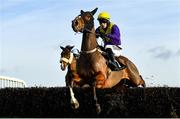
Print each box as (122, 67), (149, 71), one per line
(97, 12), (110, 21)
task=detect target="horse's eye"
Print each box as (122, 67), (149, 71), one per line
(75, 21), (78, 26)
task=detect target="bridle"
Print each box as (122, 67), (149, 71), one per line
(73, 14), (102, 54)
(60, 52), (74, 64)
(74, 14), (97, 34)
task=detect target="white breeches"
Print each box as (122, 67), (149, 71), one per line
(105, 45), (122, 57)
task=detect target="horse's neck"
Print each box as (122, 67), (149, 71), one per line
(69, 57), (77, 71)
(81, 27), (97, 51)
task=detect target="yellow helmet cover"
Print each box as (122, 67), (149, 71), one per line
(98, 12), (110, 20)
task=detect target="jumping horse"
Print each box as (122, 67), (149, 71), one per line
(64, 8), (146, 113)
(60, 45), (81, 109)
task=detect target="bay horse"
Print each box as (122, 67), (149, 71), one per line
(60, 45), (81, 109)
(71, 8), (146, 113)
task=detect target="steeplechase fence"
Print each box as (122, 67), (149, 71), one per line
(0, 76), (27, 88)
(0, 87), (179, 117)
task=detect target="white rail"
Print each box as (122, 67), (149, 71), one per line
(0, 76), (27, 88)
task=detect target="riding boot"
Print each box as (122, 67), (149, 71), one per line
(106, 48), (126, 71)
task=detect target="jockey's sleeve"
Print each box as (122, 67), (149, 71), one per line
(107, 25), (121, 45)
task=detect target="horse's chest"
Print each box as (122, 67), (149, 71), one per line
(77, 57), (96, 77)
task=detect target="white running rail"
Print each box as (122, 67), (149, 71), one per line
(0, 76), (27, 88)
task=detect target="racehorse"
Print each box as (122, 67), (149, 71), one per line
(71, 8), (146, 113)
(60, 45), (81, 109)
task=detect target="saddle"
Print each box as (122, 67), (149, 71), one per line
(97, 45), (126, 71)
(72, 49), (80, 59)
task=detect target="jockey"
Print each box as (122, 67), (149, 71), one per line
(96, 12), (126, 71)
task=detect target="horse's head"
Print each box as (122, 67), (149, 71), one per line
(72, 8), (98, 33)
(60, 45), (74, 71)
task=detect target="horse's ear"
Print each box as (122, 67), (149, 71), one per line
(70, 45), (74, 50)
(66, 45), (74, 50)
(91, 8), (98, 15)
(80, 10), (85, 15)
(60, 46), (65, 50)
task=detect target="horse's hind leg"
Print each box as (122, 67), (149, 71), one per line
(132, 75), (146, 87)
(139, 75), (146, 87)
(125, 61), (146, 87)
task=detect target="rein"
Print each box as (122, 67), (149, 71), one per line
(81, 28), (102, 54)
(74, 25), (99, 54)
(83, 28), (97, 34)
(83, 28), (123, 50)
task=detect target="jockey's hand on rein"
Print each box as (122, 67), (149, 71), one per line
(100, 33), (111, 42)
(100, 33), (106, 38)
(96, 33), (101, 38)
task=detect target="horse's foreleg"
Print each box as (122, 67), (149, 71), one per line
(69, 85), (79, 109)
(95, 71), (106, 88)
(69, 81), (79, 109)
(93, 82), (101, 114)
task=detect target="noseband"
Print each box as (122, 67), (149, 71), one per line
(74, 15), (96, 34)
(73, 15), (85, 33)
(60, 52), (74, 64)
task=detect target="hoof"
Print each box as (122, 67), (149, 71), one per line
(82, 84), (90, 89)
(96, 104), (101, 114)
(71, 99), (79, 109)
(138, 85), (143, 88)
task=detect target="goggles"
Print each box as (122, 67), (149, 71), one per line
(98, 19), (108, 24)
